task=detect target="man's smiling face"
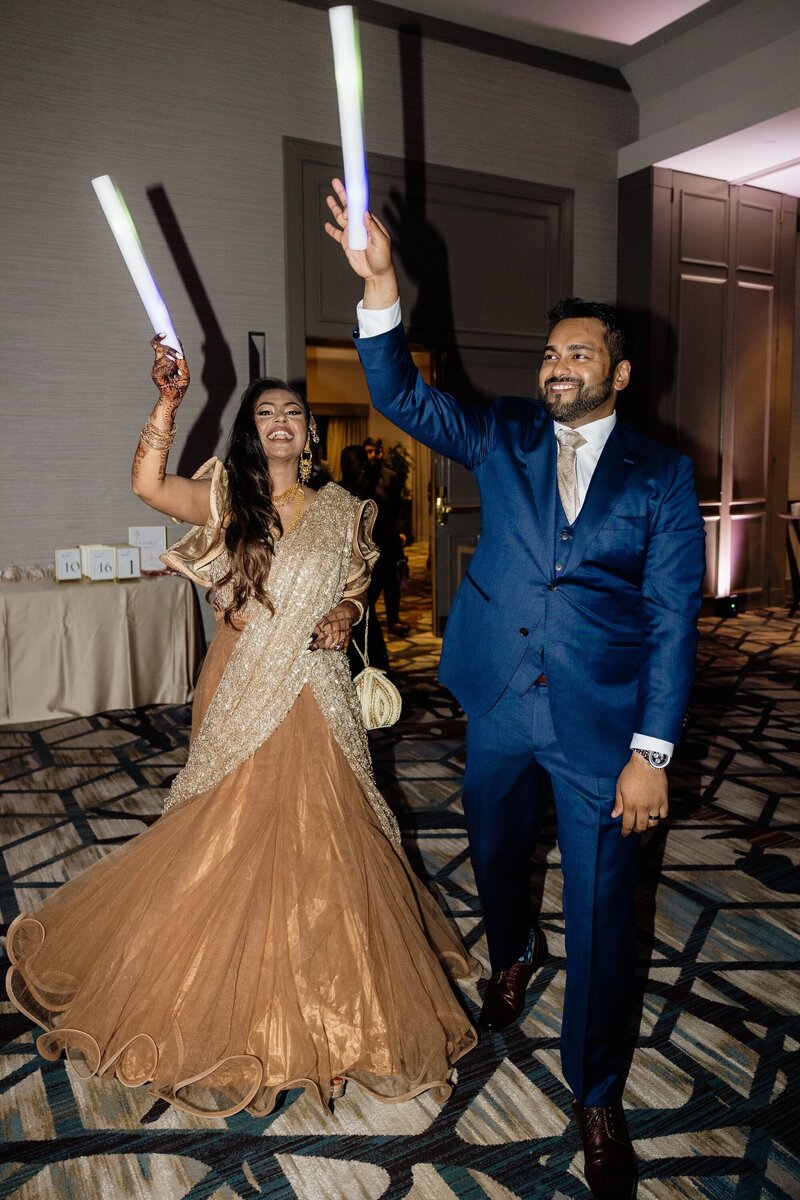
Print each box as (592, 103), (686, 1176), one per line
(538, 317), (629, 427)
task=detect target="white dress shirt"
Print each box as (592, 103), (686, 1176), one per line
(553, 413), (616, 519)
(356, 300), (672, 760)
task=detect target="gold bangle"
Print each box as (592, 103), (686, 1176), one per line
(343, 598), (365, 624)
(140, 419), (176, 451)
(144, 417), (177, 443)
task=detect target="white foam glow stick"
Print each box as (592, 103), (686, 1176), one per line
(91, 174), (182, 352)
(329, 6), (369, 251)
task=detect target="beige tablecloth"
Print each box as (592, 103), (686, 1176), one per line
(0, 575), (205, 724)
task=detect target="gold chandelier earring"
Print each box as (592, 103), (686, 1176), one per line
(299, 437), (313, 484)
(298, 413), (319, 485)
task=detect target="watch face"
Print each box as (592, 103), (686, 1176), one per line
(649, 751), (669, 768)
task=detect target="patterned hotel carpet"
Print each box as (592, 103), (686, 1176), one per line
(1, 545), (799, 1200)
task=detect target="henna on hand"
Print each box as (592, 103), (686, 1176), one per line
(151, 333), (190, 406)
(309, 601), (358, 651)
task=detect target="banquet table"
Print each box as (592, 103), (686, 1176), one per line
(0, 574), (205, 724)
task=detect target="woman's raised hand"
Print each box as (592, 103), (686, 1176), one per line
(133, 336), (211, 526)
(324, 178), (394, 283)
(151, 334), (190, 409)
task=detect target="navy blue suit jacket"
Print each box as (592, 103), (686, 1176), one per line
(356, 323), (707, 777)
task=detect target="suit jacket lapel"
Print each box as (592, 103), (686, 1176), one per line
(523, 418), (557, 579)
(563, 425), (637, 577)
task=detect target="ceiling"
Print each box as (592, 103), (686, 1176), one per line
(658, 109), (800, 200)
(384, 0), (726, 67)
(390, 0), (800, 198)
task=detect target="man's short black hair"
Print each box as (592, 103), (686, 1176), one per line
(546, 297), (627, 368)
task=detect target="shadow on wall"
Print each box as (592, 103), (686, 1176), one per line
(147, 185), (238, 473)
(386, 25), (491, 406)
(616, 303), (715, 489)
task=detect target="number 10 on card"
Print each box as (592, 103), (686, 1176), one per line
(54, 548), (81, 583)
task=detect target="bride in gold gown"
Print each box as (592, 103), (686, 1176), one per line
(5, 336), (479, 1118)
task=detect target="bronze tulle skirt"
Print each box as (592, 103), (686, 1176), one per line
(6, 621), (479, 1118)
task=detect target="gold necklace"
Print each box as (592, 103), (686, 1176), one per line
(274, 482), (305, 537)
(283, 491), (305, 536)
(273, 481), (302, 506)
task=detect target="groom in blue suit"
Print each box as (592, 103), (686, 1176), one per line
(326, 181), (706, 1199)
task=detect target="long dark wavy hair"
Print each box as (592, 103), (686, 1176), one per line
(217, 377), (327, 625)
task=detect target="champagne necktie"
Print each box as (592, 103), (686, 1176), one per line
(556, 428), (587, 524)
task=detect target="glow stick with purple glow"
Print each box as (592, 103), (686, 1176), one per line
(329, 6), (369, 251)
(91, 175), (182, 353)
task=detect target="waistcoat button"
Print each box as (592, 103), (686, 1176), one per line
(548, 582), (558, 591)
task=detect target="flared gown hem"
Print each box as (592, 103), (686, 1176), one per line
(5, 630), (479, 1120)
(6, 950), (476, 1116)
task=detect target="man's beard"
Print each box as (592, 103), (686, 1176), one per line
(538, 372), (614, 423)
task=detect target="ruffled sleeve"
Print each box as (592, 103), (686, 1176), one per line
(342, 498), (379, 605)
(160, 457), (229, 586)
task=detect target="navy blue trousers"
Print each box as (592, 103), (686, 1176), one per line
(464, 681), (640, 1106)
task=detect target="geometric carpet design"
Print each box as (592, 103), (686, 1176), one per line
(1, 546), (799, 1198)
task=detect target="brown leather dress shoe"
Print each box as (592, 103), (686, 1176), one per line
(479, 927), (548, 1030)
(572, 1098), (638, 1199)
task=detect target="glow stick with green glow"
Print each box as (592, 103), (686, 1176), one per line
(329, 6), (369, 251)
(91, 174), (182, 352)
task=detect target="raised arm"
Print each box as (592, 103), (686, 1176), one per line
(324, 180), (493, 470)
(131, 336), (212, 525)
(324, 177), (399, 311)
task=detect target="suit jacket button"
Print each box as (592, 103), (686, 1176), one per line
(519, 627), (529, 637)
(548, 582), (557, 591)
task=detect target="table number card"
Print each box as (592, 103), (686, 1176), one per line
(79, 544), (116, 578)
(54, 547), (82, 583)
(87, 546), (115, 582)
(115, 545), (141, 580)
(128, 525), (168, 573)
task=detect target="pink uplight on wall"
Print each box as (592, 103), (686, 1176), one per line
(716, 531), (731, 600)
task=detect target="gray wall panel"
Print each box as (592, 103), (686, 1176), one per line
(0, 0), (636, 565)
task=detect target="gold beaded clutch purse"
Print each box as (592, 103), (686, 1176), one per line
(351, 608), (402, 729)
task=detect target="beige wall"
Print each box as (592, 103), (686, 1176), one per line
(0, 0), (637, 566)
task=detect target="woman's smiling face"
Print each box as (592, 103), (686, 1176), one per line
(253, 389), (308, 463)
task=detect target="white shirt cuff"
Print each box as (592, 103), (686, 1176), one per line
(356, 298), (402, 338)
(630, 733), (674, 757)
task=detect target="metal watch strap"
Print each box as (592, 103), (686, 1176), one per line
(634, 747), (670, 769)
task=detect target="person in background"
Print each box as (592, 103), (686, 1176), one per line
(339, 443), (390, 673)
(363, 437), (410, 635)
